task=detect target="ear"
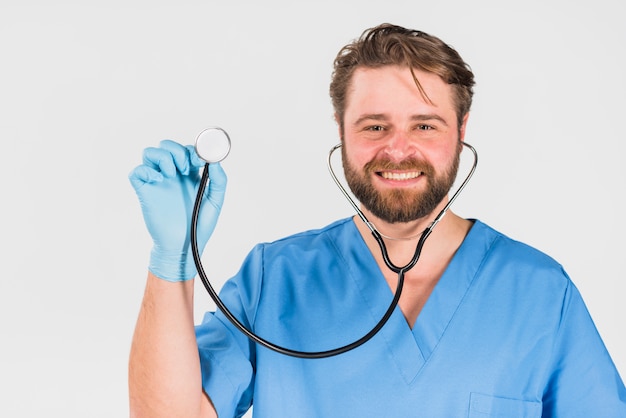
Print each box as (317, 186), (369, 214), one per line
(459, 113), (470, 141)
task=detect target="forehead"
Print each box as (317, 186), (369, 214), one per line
(345, 66), (456, 121)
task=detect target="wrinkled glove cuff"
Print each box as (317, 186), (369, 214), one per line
(148, 248), (197, 282)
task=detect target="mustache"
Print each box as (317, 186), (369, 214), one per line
(364, 157), (434, 175)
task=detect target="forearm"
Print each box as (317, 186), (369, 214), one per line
(129, 272), (215, 418)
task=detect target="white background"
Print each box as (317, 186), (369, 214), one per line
(1, 1), (624, 416)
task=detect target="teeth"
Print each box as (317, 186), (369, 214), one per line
(380, 171), (422, 180)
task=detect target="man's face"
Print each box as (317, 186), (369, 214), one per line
(340, 66), (466, 224)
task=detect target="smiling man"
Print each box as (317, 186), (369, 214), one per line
(339, 64), (473, 329)
(341, 67), (463, 225)
(129, 24), (626, 417)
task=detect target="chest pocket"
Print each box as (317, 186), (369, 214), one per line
(469, 393), (542, 417)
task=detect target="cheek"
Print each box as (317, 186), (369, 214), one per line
(344, 139), (391, 167)
(342, 141), (372, 168)
(426, 136), (461, 164)
(430, 149), (453, 168)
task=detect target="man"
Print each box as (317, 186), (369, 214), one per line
(128, 24), (626, 417)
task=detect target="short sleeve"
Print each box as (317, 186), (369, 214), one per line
(542, 276), (626, 417)
(195, 245), (265, 418)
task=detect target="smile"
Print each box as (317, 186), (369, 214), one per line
(378, 171), (423, 180)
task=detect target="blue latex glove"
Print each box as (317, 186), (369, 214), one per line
(129, 139), (227, 282)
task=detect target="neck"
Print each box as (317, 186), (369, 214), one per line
(359, 197), (450, 241)
(354, 200), (472, 268)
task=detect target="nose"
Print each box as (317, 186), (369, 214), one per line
(381, 130), (417, 162)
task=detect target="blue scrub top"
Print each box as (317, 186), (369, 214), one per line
(196, 218), (626, 417)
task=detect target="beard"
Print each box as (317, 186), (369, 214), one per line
(342, 143), (461, 224)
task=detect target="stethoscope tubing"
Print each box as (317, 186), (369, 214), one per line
(191, 165), (407, 358)
(191, 141), (477, 358)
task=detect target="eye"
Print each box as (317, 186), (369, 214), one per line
(416, 124), (434, 131)
(365, 125), (385, 132)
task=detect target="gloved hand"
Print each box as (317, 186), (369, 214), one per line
(129, 139), (227, 282)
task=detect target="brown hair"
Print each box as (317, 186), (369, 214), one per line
(330, 23), (475, 129)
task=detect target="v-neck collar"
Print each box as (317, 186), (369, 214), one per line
(341, 218), (498, 384)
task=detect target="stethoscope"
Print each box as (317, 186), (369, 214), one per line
(191, 127), (478, 359)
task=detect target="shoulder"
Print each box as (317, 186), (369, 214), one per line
(469, 220), (571, 289)
(472, 220), (563, 266)
(463, 222), (581, 331)
(258, 217), (355, 251)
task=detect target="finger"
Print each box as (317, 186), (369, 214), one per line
(159, 140), (191, 175)
(186, 144), (207, 170)
(205, 162), (227, 205)
(128, 165), (164, 190)
(142, 147), (177, 178)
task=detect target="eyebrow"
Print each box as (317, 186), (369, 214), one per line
(353, 113), (449, 127)
(411, 114), (449, 126)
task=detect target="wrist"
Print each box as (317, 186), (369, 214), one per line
(148, 247), (197, 282)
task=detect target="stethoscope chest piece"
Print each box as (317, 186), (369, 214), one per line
(195, 127), (231, 163)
